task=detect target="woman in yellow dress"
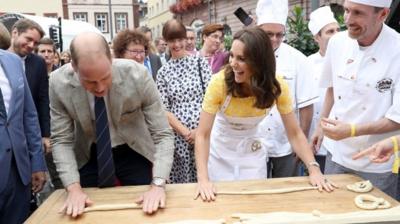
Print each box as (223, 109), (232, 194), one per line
(195, 27), (336, 201)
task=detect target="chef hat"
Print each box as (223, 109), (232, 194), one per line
(256, 0), (289, 26)
(308, 6), (338, 35)
(348, 0), (392, 7)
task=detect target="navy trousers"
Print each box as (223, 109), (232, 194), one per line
(79, 144), (152, 187)
(0, 154), (31, 224)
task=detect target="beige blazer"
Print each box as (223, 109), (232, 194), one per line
(49, 59), (174, 187)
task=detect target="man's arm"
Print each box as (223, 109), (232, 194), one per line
(136, 67), (174, 214)
(22, 62), (47, 174)
(296, 53), (318, 137)
(21, 61), (47, 192)
(36, 57), (51, 153)
(299, 104), (313, 137)
(310, 87), (334, 151)
(49, 76), (80, 187)
(36, 57), (50, 138)
(139, 70), (174, 180)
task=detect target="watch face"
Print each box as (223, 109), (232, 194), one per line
(153, 178), (166, 186)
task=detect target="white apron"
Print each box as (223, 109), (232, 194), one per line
(208, 95), (269, 181)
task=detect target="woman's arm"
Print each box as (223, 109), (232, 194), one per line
(166, 112), (191, 140)
(280, 111), (336, 192)
(195, 110), (217, 201)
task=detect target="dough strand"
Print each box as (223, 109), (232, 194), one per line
(218, 186), (318, 195)
(83, 203), (142, 213)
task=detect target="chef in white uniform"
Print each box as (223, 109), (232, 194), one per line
(257, 0), (319, 177)
(312, 0), (400, 198)
(307, 6), (340, 172)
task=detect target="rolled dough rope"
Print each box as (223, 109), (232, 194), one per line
(354, 194), (391, 210)
(83, 203), (142, 213)
(217, 186), (318, 195)
(347, 180), (373, 193)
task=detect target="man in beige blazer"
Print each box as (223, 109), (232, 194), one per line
(50, 32), (174, 217)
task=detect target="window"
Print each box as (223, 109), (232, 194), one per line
(73, 12), (88, 22)
(115, 13), (128, 33)
(95, 13), (108, 33)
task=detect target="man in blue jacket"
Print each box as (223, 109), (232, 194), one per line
(0, 49), (47, 223)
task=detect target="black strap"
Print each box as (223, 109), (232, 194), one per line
(198, 57), (205, 94)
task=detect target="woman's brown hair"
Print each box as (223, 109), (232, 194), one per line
(162, 19), (187, 42)
(112, 29), (149, 58)
(225, 27), (281, 109)
(201, 24), (224, 44)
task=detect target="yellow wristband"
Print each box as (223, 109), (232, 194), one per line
(391, 136), (399, 174)
(350, 124), (356, 137)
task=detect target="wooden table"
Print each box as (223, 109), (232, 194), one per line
(27, 174), (400, 224)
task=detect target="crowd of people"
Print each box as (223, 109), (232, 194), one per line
(0, 0), (399, 223)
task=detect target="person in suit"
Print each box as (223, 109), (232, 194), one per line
(137, 26), (163, 80)
(8, 19), (50, 155)
(35, 37), (59, 74)
(146, 52), (162, 80)
(50, 32), (174, 217)
(154, 37), (167, 65)
(0, 49), (47, 224)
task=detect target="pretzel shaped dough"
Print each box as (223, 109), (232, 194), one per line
(354, 194), (391, 210)
(347, 180), (373, 193)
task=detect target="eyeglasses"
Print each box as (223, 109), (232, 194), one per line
(125, 49), (146, 56)
(265, 32), (286, 39)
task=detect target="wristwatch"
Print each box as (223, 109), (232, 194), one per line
(151, 177), (167, 188)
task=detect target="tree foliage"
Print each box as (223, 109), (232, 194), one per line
(286, 6), (318, 56)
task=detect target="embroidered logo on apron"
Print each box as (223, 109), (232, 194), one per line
(251, 140), (262, 152)
(375, 78), (393, 93)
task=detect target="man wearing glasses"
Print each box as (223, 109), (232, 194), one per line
(257, 0), (318, 178)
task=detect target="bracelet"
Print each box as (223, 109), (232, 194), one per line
(391, 136), (399, 174)
(308, 161), (320, 169)
(350, 123), (356, 137)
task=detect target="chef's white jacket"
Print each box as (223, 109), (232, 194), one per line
(320, 24), (400, 173)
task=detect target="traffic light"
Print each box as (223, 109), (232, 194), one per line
(49, 26), (60, 49)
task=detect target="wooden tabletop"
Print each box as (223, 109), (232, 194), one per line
(26, 174), (400, 224)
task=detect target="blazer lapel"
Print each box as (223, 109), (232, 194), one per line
(70, 73), (94, 136)
(0, 53), (20, 120)
(109, 65), (123, 126)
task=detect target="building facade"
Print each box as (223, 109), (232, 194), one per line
(146, 0), (176, 39)
(0, 0), (63, 18)
(63, 0), (139, 42)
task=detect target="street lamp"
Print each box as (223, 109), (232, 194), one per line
(109, 0), (114, 39)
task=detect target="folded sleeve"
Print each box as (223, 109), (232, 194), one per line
(201, 71), (225, 114)
(276, 76), (293, 115)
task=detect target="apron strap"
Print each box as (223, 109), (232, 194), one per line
(220, 94), (232, 114)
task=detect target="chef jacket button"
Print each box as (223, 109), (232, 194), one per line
(338, 96), (341, 100)
(335, 117), (338, 120)
(366, 83), (370, 87)
(362, 107), (366, 110)
(267, 128), (271, 131)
